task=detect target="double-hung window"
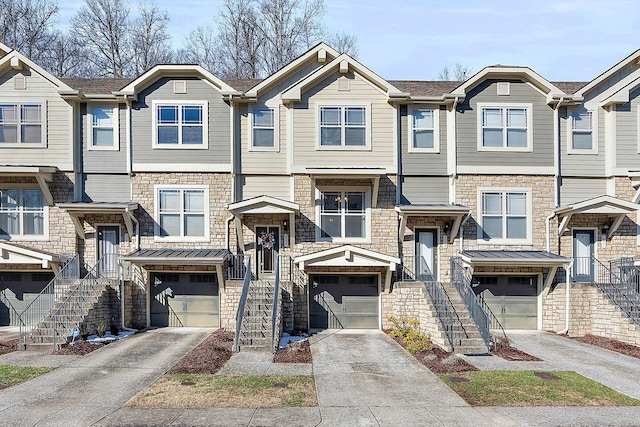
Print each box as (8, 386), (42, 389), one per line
(90, 106), (118, 149)
(152, 101), (208, 148)
(318, 189), (369, 242)
(155, 186), (208, 240)
(319, 105), (369, 148)
(251, 108), (276, 150)
(569, 110), (596, 154)
(478, 189), (531, 243)
(478, 104), (532, 151)
(409, 107), (439, 152)
(0, 103), (44, 146)
(0, 188), (46, 239)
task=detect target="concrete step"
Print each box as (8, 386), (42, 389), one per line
(22, 341), (63, 353)
(237, 344), (273, 352)
(453, 345), (489, 355)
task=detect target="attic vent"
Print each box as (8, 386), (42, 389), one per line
(497, 82), (510, 96)
(174, 80), (187, 94)
(14, 75), (26, 90)
(338, 76), (350, 91)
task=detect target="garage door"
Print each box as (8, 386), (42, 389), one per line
(309, 275), (379, 329)
(151, 273), (219, 327)
(0, 271), (54, 326)
(473, 276), (538, 330)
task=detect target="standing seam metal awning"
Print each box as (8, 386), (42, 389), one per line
(460, 250), (571, 267)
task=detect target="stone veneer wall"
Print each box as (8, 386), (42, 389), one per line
(80, 280), (121, 334)
(124, 280), (146, 328)
(221, 280), (242, 330)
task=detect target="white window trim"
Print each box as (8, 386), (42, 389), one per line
(476, 187), (532, 245)
(88, 105), (119, 151)
(248, 106), (279, 152)
(567, 107), (598, 155)
(408, 107), (440, 153)
(0, 186), (49, 241)
(153, 184), (210, 242)
(0, 100), (47, 148)
(151, 100), (209, 149)
(315, 186), (371, 244)
(476, 102), (533, 152)
(316, 103), (372, 151)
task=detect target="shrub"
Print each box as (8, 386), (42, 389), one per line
(96, 324), (106, 338)
(387, 314), (432, 354)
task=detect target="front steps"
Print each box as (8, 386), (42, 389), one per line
(236, 281), (276, 352)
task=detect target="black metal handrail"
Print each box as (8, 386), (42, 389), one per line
(234, 256), (252, 352)
(450, 257), (491, 348)
(270, 255), (282, 353)
(592, 256), (640, 327)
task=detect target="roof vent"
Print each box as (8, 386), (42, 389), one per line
(173, 80), (187, 94)
(14, 75), (25, 90)
(497, 82), (510, 96)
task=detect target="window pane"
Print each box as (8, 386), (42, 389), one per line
(506, 193), (526, 215)
(413, 130), (434, 148)
(507, 108), (527, 127)
(506, 217), (527, 239)
(21, 124), (41, 143)
(483, 129), (503, 147)
(158, 106), (178, 123)
(572, 112), (591, 130)
(506, 129), (527, 147)
(253, 109), (274, 127)
(322, 192), (340, 212)
(0, 212), (19, 234)
(159, 214), (180, 236)
(0, 105), (17, 123)
(23, 212), (44, 235)
(320, 107), (341, 126)
(345, 215), (365, 238)
(183, 190), (204, 212)
(182, 106), (202, 124)
(93, 128), (114, 146)
(184, 214), (205, 236)
(159, 190), (180, 211)
(0, 125), (17, 143)
(1, 190), (18, 209)
(253, 128), (274, 147)
(345, 127), (365, 145)
(182, 126), (203, 144)
(321, 214), (341, 238)
(21, 105), (41, 123)
(158, 126), (178, 144)
(573, 132), (592, 150)
(483, 108), (502, 127)
(320, 127), (341, 145)
(93, 107), (114, 126)
(413, 109), (434, 129)
(345, 107), (365, 126)
(23, 190), (43, 210)
(483, 193), (502, 214)
(482, 216), (502, 239)
(346, 192), (364, 212)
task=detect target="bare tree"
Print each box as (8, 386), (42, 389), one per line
(70, 0), (132, 78)
(214, 0), (262, 78)
(38, 31), (93, 77)
(0, 0), (59, 59)
(439, 63), (472, 82)
(130, 0), (173, 74)
(178, 25), (219, 73)
(326, 31), (358, 57)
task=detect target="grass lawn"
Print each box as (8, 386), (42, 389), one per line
(438, 370), (640, 406)
(0, 365), (54, 388)
(127, 374), (317, 408)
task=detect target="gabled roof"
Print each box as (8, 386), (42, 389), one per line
(228, 195), (299, 215)
(0, 49), (77, 97)
(0, 41), (11, 57)
(576, 49), (640, 97)
(61, 78), (133, 95)
(294, 245), (399, 271)
(0, 242), (64, 268)
(244, 42), (339, 98)
(281, 53), (408, 102)
(116, 64), (239, 98)
(555, 195), (640, 238)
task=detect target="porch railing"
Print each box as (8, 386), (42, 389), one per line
(400, 255), (436, 282)
(271, 255), (282, 353)
(609, 257), (640, 295)
(234, 256), (252, 352)
(18, 254), (80, 350)
(228, 254), (250, 280)
(450, 257), (491, 348)
(591, 256), (640, 327)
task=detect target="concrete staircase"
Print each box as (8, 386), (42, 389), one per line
(440, 282), (490, 355)
(236, 280), (276, 352)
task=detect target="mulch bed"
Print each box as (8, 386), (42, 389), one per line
(168, 329), (234, 374)
(273, 340), (312, 363)
(53, 341), (107, 355)
(388, 334), (479, 374)
(491, 344), (542, 361)
(572, 334), (640, 359)
(0, 339), (18, 356)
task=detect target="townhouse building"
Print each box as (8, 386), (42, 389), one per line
(0, 41), (638, 352)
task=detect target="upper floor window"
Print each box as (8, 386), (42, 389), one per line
(478, 188), (531, 244)
(0, 188), (47, 239)
(318, 105), (370, 149)
(152, 101), (208, 149)
(569, 110), (596, 154)
(251, 108), (277, 150)
(155, 186), (209, 241)
(0, 103), (44, 146)
(90, 106), (118, 150)
(478, 103), (532, 151)
(317, 189), (370, 242)
(409, 107), (439, 153)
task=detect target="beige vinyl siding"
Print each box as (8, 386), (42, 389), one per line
(0, 68), (72, 170)
(238, 103), (287, 174)
(131, 77), (230, 166)
(291, 71), (395, 170)
(259, 59), (325, 101)
(615, 88), (640, 169)
(560, 107), (606, 176)
(81, 103), (127, 173)
(400, 104), (448, 175)
(82, 174), (131, 202)
(238, 175), (290, 200)
(456, 80), (554, 168)
(559, 178), (607, 205)
(401, 176), (449, 204)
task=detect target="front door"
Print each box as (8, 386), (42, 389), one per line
(573, 230), (595, 281)
(416, 229), (437, 281)
(98, 226), (119, 278)
(256, 226), (279, 279)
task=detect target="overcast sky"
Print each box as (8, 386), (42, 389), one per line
(57, 0), (640, 82)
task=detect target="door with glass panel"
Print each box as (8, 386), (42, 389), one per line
(573, 230), (595, 282)
(416, 229), (437, 281)
(98, 226), (119, 278)
(256, 226), (279, 279)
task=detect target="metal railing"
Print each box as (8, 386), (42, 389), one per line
(228, 254), (250, 280)
(50, 256), (114, 349)
(18, 254), (80, 349)
(610, 257), (640, 295)
(591, 256), (640, 327)
(0, 289), (21, 326)
(270, 255), (282, 353)
(234, 256), (252, 352)
(477, 293), (508, 343)
(401, 255), (436, 282)
(450, 257), (491, 348)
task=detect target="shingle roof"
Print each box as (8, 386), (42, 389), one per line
(224, 78), (262, 92)
(389, 80), (460, 97)
(60, 78), (133, 94)
(551, 81), (589, 95)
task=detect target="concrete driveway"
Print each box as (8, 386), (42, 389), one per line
(0, 327), (211, 426)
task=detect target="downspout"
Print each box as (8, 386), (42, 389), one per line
(225, 215), (234, 252)
(545, 212), (555, 253)
(553, 97), (564, 208)
(557, 261), (572, 335)
(121, 209), (139, 331)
